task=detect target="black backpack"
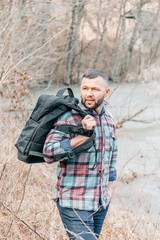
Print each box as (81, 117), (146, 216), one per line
(15, 87), (95, 164)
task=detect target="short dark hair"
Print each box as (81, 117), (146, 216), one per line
(82, 69), (107, 80)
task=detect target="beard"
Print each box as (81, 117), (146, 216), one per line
(81, 96), (105, 110)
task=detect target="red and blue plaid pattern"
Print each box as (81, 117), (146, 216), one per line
(43, 106), (118, 211)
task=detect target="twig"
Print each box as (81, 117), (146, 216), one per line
(2, 203), (48, 240)
(5, 165), (32, 237)
(0, 28), (68, 84)
(106, 83), (123, 102)
(0, 163), (7, 181)
(116, 105), (149, 128)
(73, 208), (98, 239)
(119, 150), (141, 176)
(16, 165), (32, 213)
(130, 118), (160, 124)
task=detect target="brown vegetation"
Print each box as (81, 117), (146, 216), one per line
(0, 0), (160, 239)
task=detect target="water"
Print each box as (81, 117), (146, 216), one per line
(29, 82), (160, 221)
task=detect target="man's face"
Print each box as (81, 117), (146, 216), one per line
(80, 76), (110, 111)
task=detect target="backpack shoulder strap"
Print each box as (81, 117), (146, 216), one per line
(56, 87), (74, 97)
(55, 124), (93, 137)
(28, 130), (95, 161)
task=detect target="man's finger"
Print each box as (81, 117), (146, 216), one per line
(84, 115), (92, 119)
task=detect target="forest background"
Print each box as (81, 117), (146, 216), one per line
(0, 0), (160, 239)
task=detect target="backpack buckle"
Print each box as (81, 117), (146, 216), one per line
(79, 127), (85, 135)
(68, 152), (75, 158)
(79, 127), (93, 137)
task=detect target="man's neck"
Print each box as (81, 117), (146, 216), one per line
(95, 105), (103, 114)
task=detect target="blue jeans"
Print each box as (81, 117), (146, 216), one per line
(57, 201), (109, 240)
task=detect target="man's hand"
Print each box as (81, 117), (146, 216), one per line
(82, 115), (96, 130)
(70, 116), (96, 148)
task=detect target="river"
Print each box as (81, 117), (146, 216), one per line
(29, 82), (160, 224)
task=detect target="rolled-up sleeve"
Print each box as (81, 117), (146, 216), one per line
(60, 139), (72, 151)
(43, 114), (73, 163)
(43, 129), (72, 163)
(109, 168), (117, 181)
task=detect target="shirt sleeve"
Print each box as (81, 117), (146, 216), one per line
(43, 113), (74, 164)
(109, 129), (118, 181)
(43, 129), (72, 163)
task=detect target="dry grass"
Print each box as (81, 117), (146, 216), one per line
(102, 206), (160, 240)
(1, 117), (160, 240)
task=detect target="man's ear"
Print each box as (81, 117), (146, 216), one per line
(105, 88), (110, 96)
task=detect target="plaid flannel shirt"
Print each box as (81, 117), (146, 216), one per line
(43, 104), (118, 211)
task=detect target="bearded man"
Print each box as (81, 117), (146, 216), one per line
(43, 69), (118, 240)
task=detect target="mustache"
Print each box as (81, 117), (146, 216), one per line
(85, 97), (95, 100)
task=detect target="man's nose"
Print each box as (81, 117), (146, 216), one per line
(86, 89), (93, 96)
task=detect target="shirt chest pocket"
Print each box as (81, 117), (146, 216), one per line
(101, 130), (116, 165)
(102, 130), (116, 150)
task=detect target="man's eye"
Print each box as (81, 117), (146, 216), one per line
(92, 88), (100, 91)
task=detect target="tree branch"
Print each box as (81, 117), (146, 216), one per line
(116, 105), (149, 128)
(0, 28), (68, 84)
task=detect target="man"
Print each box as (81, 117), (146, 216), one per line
(43, 69), (118, 240)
